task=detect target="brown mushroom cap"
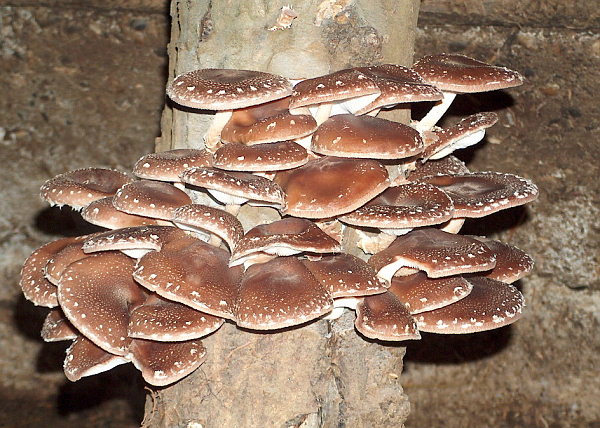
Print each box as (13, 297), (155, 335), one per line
(113, 180), (193, 220)
(412, 53), (524, 93)
(421, 112), (499, 161)
(220, 97), (317, 144)
(64, 336), (129, 382)
(167, 68), (292, 110)
(20, 236), (85, 307)
(41, 308), (78, 342)
(339, 182), (454, 230)
(172, 203), (245, 250)
(133, 149), (212, 182)
(128, 338), (207, 386)
(134, 234), (243, 320)
(40, 168), (131, 210)
(234, 256), (333, 330)
(355, 291), (420, 341)
(58, 252), (148, 356)
(414, 276), (524, 333)
(213, 141), (309, 172)
(311, 114), (424, 160)
(419, 172), (538, 218)
(275, 156), (389, 218)
(302, 253), (388, 298)
(387, 272), (473, 314)
(369, 228), (497, 281)
(289, 69), (380, 110)
(230, 218), (341, 266)
(408, 156), (470, 181)
(354, 64), (444, 114)
(470, 237), (534, 283)
(82, 225), (181, 257)
(82, 197), (161, 229)
(44, 234), (94, 285)
(129, 294), (224, 342)
(181, 167), (286, 207)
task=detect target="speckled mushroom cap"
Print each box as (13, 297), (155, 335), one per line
(354, 64), (443, 114)
(302, 253), (388, 298)
(44, 235), (95, 286)
(412, 53), (524, 93)
(41, 309), (79, 342)
(274, 156), (390, 218)
(40, 168), (131, 210)
(230, 218), (341, 266)
(213, 141), (309, 172)
(354, 291), (420, 341)
(82, 197), (161, 229)
(82, 225), (182, 257)
(133, 149), (212, 182)
(58, 251), (148, 356)
(339, 182), (454, 230)
(20, 236), (85, 307)
(414, 276), (524, 333)
(172, 203), (245, 251)
(167, 68), (292, 110)
(288, 68), (380, 110)
(311, 114), (424, 159)
(407, 155), (470, 181)
(64, 336), (129, 382)
(181, 167), (286, 207)
(419, 172), (538, 218)
(112, 180), (192, 220)
(368, 228), (497, 281)
(133, 234), (243, 320)
(128, 338), (207, 386)
(234, 256), (333, 330)
(129, 294), (224, 342)
(469, 237), (534, 283)
(220, 97), (317, 144)
(387, 272), (473, 314)
(421, 112), (499, 161)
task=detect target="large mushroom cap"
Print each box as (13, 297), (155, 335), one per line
(58, 251), (148, 356)
(414, 276), (524, 333)
(167, 69), (292, 110)
(133, 149), (212, 182)
(340, 182), (454, 231)
(234, 257), (333, 330)
(311, 114), (424, 160)
(419, 172), (538, 218)
(113, 180), (193, 221)
(231, 218), (341, 266)
(369, 228), (497, 281)
(275, 156), (389, 218)
(413, 53), (524, 93)
(40, 168), (131, 210)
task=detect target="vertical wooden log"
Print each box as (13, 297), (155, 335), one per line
(147, 1), (420, 426)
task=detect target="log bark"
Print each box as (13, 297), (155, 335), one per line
(146, 1), (420, 426)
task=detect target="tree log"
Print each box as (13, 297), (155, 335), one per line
(147, 1), (420, 426)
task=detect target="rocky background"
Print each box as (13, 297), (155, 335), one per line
(0, 1), (598, 427)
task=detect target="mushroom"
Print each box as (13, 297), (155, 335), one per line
(82, 196), (161, 229)
(407, 155), (470, 181)
(132, 149), (213, 185)
(167, 69), (293, 150)
(274, 156), (390, 219)
(413, 53), (523, 132)
(230, 217), (341, 267)
(41, 308), (78, 342)
(212, 141), (309, 172)
(414, 276), (524, 333)
(469, 237), (534, 284)
(64, 336), (129, 382)
(368, 228), (497, 282)
(354, 291), (420, 341)
(40, 167), (131, 210)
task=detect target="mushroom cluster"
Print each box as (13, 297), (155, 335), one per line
(20, 54), (538, 386)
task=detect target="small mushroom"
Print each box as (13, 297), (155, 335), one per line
(355, 291), (420, 341)
(133, 149), (212, 182)
(212, 141), (309, 172)
(82, 197), (161, 229)
(41, 309), (78, 342)
(64, 336), (129, 382)
(469, 237), (534, 283)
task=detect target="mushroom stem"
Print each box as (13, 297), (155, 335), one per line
(224, 204), (241, 216)
(366, 108), (381, 117)
(323, 297), (360, 320)
(440, 217), (465, 234)
(204, 110), (233, 151)
(313, 102), (333, 125)
(415, 92), (457, 133)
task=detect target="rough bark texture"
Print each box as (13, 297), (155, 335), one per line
(146, 1), (419, 427)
